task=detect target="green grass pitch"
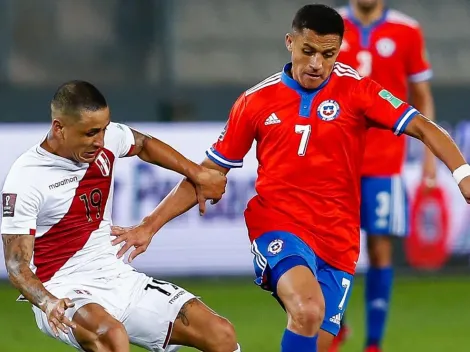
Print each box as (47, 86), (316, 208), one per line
(0, 276), (468, 351)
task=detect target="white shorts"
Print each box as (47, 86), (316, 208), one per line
(32, 270), (195, 351)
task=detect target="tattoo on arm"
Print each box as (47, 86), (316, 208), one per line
(2, 234), (54, 310)
(175, 298), (197, 327)
(126, 128), (150, 157)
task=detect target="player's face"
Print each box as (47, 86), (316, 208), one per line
(353, 0), (381, 11)
(55, 107), (110, 163)
(286, 29), (341, 89)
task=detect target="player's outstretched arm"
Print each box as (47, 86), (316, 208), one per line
(2, 234), (76, 336)
(410, 81), (437, 186)
(404, 115), (470, 201)
(112, 158), (229, 262)
(125, 128), (227, 214)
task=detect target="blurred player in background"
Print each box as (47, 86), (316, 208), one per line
(1, 81), (242, 352)
(330, 1), (436, 351)
(111, 4), (470, 352)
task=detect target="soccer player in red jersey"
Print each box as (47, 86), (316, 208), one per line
(112, 4), (470, 352)
(330, 1), (436, 351)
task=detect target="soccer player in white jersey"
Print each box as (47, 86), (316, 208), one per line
(1, 81), (241, 352)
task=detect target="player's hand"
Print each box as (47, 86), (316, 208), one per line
(42, 297), (76, 337)
(458, 176), (470, 204)
(191, 167), (227, 215)
(111, 224), (153, 262)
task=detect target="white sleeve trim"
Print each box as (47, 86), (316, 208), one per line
(408, 69), (433, 83)
(0, 227), (34, 235)
(118, 123), (135, 156)
(394, 107), (419, 135)
(206, 148), (243, 168)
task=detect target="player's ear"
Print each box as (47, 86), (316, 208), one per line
(285, 33), (293, 52)
(52, 119), (65, 139)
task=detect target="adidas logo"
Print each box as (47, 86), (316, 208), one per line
(264, 113), (281, 126)
(329, 313), (342, 326)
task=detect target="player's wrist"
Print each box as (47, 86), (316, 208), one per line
(140, 216), (161, 237)
(184, 163), (203, 183)
(38, 293), (58, 312)
(452, 164), (470, 184)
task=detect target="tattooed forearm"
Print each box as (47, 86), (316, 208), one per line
(2, 234), (55, 310)
(176, 298), (197, 327)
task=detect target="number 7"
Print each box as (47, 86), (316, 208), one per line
(295, 125), (312, 156)
(338, 277), (351, 310)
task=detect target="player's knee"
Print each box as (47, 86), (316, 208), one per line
(97, 322), (129, 352)
(288, 298), (325, 334)
(207, 316), (238, 351)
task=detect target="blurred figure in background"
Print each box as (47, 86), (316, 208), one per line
(331, 1), (436, 351)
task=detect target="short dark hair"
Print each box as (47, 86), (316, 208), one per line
(292, 4), (344, 38)
(51, 80), (107, 118)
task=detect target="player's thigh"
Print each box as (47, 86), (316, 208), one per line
(315, 259), (354, 338)
(32, 285), (118, 351)
(168, 297), (237, 351)
(121, 273), (234, 352)
(72, 303), (129, 352)
(361, 175), (409, 237)
(251, 231), (325, 327)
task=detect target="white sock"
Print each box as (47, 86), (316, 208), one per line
(234, 343), (241, 352)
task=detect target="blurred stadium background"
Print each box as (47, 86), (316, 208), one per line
(0, 0), (469, 351)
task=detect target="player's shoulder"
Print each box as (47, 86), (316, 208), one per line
(103, 121), (134, 157)
(243, 71), (283, 100)
(330, 63), (379, 99)
(385, 9), (421, 30)
(104, 121), (130, 141)
(4, 146), (47, 187)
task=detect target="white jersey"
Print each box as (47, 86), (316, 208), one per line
(1, 122), (136, 285)
(1, 122), (196, 352)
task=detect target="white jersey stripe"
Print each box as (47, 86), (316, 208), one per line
(335, 62), (360, 74)
(333, 69), (363, 81)
(245, 77), (281, 96)
(245, 72), (282, 95)
(334, 64), (362, 78)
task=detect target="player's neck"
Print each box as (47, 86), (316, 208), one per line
(352, 4), (385, 26)
(41, 131), (70, 160)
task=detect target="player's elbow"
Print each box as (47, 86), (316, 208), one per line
(404, 114), (438, 141)
(5, 258), (23, 283)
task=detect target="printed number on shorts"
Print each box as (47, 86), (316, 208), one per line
(145, 279), (179, 296)
(338, 277), (351, 310)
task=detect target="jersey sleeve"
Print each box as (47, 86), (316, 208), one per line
(1, 168), (42, 235)
(356, 78), (420, 136)
(205, 94), (255, 168)
(104, 122), (136, 158)
(406, 26), (433, 83)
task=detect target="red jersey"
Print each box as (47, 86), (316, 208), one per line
(206, 63), (420, 274)
(337, 7), (432, 176)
